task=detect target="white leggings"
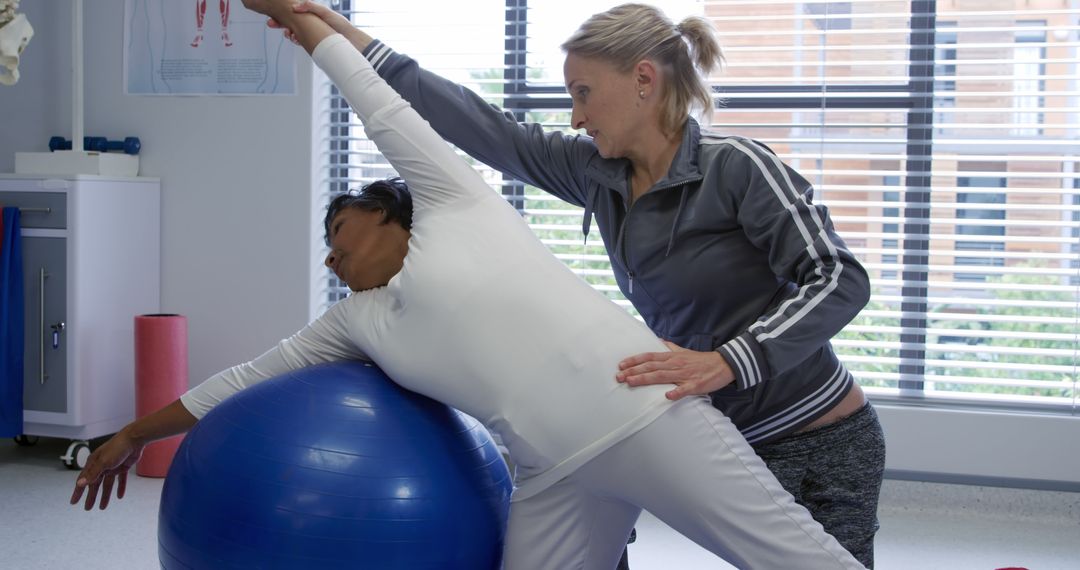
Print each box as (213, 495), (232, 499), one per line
(503, 396), (865, 570)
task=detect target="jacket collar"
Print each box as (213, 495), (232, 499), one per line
(580, 118), (705, 243)
(583, 117), (704, 202)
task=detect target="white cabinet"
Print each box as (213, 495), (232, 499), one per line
(0, 174), (160, 442)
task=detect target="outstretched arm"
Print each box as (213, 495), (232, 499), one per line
(72, 295), (368, 510)
(247, 0), (502, 211)
(268, 2), (594, 210)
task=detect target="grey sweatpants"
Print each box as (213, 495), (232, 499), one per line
(754, 403), (886, 568)
(503, 396), (865, 570)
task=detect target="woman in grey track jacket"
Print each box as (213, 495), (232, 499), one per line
(281, 2), (886, 567)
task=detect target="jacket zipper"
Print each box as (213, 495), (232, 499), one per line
(616, 196), (635, 295)
(615, 180), (687, 297)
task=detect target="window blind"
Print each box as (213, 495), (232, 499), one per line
(319, 0), (1080, 412)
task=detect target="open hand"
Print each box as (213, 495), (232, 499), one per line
(616, 341), (735, 400)
(69, 432), (145, 511)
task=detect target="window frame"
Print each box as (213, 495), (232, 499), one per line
(321, 0), (1078, 416)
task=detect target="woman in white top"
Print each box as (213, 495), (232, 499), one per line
(71, 3), (863, 568)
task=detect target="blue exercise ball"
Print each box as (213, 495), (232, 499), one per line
(158, 360), (513, 569)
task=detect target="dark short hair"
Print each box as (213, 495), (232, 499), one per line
(323, 177), (414, 245)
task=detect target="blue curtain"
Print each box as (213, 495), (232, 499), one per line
(0, 207), (25, 437)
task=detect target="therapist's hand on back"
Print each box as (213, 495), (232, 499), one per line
(617, 341), (736, 400)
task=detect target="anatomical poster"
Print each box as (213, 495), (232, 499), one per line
(125, 0), (296, 95)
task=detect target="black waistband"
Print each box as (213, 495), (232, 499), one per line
(752, 402), (878, 454)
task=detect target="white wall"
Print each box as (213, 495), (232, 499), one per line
(876, 405), (1080, 490)
(0, 1), (317, 386)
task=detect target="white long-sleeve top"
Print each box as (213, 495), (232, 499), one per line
(180, 34), (673, 501)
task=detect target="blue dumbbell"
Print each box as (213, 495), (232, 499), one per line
(48, 136), (141, 155)
(48, 136), (72, 151)
(89, 137), (142, 155)
(84, 137), (108, 152)
(49, 136), (96, 152)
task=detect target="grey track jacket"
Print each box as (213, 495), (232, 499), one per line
(362, 40), (872, 444)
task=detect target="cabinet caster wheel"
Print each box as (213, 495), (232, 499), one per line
(13, 435), (40, 446)
(61, 440), (91, 470)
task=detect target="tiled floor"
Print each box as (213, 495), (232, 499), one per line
(2, 436), (1077, 569)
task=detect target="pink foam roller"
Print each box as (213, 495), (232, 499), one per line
(134, 314), (189, 478)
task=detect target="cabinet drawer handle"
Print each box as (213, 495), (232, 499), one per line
(39, 267), (49, 384)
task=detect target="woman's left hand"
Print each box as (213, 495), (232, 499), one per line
(617, 341), (735, 400)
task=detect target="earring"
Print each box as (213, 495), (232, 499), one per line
(638, 90), (646, 99)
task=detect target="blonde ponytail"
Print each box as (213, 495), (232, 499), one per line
(561, 3), (724, 134)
